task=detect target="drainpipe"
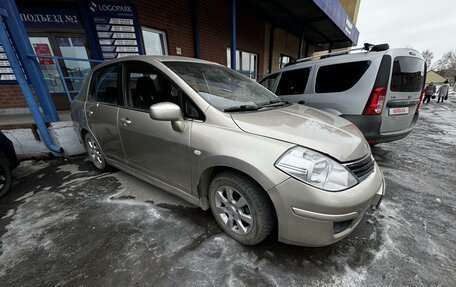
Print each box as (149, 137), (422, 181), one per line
(298, 26), (304, 58)
(230, 0), (236, 70)
(0, 14), (62, 153)
(191, 0), (201, 58)
(268, 26), (274, 74)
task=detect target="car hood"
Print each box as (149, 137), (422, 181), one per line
(230, 104), (370, 162)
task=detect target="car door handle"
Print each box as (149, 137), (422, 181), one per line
(87, 110), (94, 116)
(120, 118), (132, 126)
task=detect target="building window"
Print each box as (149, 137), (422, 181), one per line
(142, 27), (168, 55)
(226, 48), (257, 79)
(280, 55), (291, 69)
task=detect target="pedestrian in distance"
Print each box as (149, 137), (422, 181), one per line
(437, 80), (450, 103)
(423, 82), (437, 104)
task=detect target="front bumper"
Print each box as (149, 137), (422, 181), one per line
(267, 162), (385, 247)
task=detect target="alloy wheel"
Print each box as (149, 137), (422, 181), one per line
(86, 136), (104, 169)
(214, 185), (253, 234)
(0, 167), (6, 191)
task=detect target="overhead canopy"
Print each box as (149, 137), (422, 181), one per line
(426, 70), (447, 84)
(240, 0), (359, 49)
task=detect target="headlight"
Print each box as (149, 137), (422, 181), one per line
(275, 146), (358, 191)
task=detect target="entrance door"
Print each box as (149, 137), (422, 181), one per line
(55, 36), (91, 92)
(29, 33), (92, 110)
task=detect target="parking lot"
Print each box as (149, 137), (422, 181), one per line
(0, 99), (455, 286)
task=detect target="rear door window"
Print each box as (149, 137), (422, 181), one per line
(315, 61), (371, 93)
(390, 57), (425, 92)
(90, 65), (121, 105)
(276, 68), (311, 95)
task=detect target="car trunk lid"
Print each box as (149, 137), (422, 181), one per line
(381, 53), (425, 133)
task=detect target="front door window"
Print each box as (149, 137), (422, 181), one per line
(124, 61), (179, 110)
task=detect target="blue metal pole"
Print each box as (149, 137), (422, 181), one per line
(0, 0), (60, 122)
(230, 0), (236, 70)
(0, 19), (62, 153)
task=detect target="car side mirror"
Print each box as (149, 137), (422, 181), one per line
(149, 102), (185, 132)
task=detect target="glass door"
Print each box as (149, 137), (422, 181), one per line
(29, 32), (92, 110)
(29, 36), (64, 93)
(55, 36), (91, 91)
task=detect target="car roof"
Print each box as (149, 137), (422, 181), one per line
(95, 55), (216, 67)
(273, 47), (423, 74)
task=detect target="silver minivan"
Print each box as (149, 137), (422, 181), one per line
(260, 45), (426, 144)
(72, 56), (385, 247)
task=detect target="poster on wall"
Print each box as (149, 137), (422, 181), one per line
(32, 44), (54, 65)
(86, 0), (144, 60)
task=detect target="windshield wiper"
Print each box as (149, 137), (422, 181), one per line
(260, 99), (290, 108)
(224, 105), (260, 112)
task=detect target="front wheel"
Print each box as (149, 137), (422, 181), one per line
(84, 133), (107, 171)
(0, 156), (12, 198)
(209, 171), (275, 245)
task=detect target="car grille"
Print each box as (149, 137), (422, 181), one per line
(343, 154), (375, 182)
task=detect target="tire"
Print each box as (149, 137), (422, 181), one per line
(209, 171), (275, 245)
(84, 133), (108, 171)
(0, 156), (12, 198)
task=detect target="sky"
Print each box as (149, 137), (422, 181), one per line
(355, 0), (456, 66)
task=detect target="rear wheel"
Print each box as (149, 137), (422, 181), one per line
(84, 133), (107, 171)
(209, 171), (275, 245)
(0, 156), (12, 198)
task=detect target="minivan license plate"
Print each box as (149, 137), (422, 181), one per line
(389, 107), (409, 115)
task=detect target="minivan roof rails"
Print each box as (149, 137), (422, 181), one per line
(288, 43), (390, 66)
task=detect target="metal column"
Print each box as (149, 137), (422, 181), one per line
(0, 9), (62, 153)
(0, 0), (59, 122)
(230, 0), (236, 70)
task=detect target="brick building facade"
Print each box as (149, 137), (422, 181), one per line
(0, 0), (360, 114)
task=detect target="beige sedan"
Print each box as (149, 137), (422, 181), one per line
(71, 56), (385, 246)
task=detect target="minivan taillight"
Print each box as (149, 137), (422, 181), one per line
(416, 88), (424, 110)
(363, 87), (387, 115)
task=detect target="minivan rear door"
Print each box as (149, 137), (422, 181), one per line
(380, 54), (425, 133)
(274, 67), (312, 105)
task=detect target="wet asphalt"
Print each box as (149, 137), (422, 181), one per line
(0, 98), (455, 286)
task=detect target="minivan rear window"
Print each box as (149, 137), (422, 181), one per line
(315, 61), (371, 93)
(390, 56), (425, 92)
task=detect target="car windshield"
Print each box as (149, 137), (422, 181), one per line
(164, 61), (279, 111)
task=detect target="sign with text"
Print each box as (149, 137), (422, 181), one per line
(86, 0), (144, 60)
(19, 8), (82, 29)
(0, 45), (16, 82)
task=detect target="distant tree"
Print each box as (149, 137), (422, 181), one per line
(433, 50), (456, 83)
(421, 49), (434, 69)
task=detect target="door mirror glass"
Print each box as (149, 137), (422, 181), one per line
(149, 102), (182, 121)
